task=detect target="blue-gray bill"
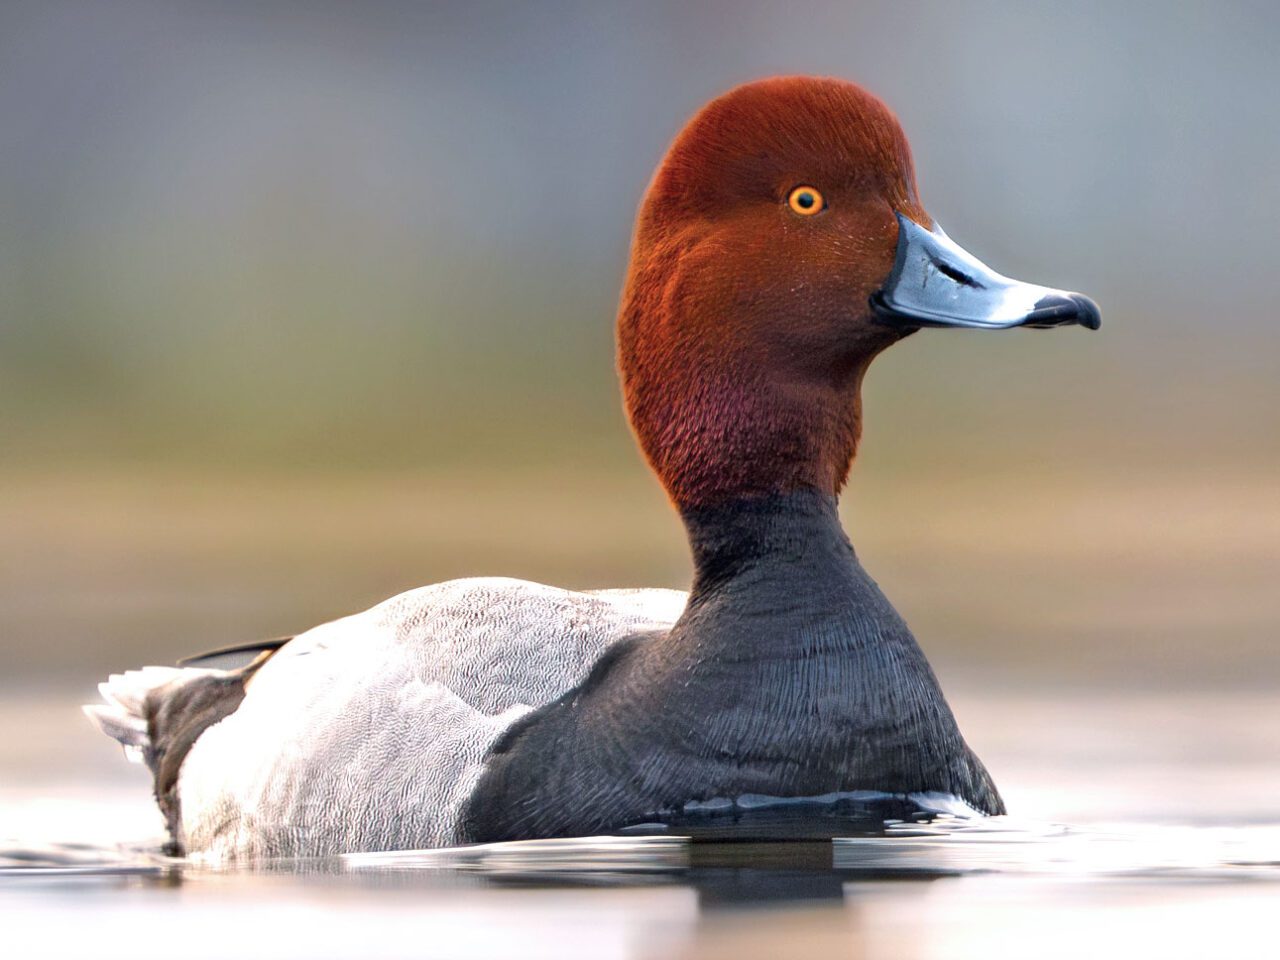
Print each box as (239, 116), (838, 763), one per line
(870, 212), (1102, 332)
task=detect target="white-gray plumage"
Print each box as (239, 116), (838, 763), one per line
(87, 577), (686, 861)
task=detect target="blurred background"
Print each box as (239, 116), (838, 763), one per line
(3, 11), (1277, 956)
(1, 0), (1276, 705)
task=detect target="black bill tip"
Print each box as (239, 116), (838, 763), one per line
(1025, 293), (1102, 331)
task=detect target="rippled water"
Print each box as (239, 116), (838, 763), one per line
(4, 687), (1277, 959)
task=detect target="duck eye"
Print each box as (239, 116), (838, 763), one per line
(787, 186), (825, 216)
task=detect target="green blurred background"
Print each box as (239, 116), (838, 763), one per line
(1, 0), (1276, 689)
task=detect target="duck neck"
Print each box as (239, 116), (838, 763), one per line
(678, 486), (887, 630)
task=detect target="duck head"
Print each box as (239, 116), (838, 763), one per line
(618, 76), (1099, 509)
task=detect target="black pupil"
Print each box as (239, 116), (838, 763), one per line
(797, 192), (815, 209)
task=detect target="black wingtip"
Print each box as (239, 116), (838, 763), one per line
(177, 636), (293, 667)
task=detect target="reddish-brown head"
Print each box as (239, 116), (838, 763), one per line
(618, 76), (930, 509)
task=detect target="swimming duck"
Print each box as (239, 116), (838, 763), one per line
(85, 76), (1099, 859)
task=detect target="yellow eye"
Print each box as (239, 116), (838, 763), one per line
(787, 185), (824, 215)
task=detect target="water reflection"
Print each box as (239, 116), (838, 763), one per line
(9, 817), (1278, 889)
(4, 822), (1279, 959)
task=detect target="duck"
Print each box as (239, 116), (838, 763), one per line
(84, 75), (1100, 860)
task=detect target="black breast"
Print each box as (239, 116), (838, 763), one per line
(461, 489), (1003, 843)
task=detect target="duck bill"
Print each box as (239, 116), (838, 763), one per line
(870, 213), (1101, 331)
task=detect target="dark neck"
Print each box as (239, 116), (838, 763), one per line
(682, 482), (839, 567)
(681, 487), (864, 597)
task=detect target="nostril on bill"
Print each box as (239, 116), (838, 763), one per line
(930, 257), (978, 288)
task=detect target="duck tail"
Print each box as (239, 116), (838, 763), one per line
(83, 667), (189, 764)
(83, 661), (266, 855)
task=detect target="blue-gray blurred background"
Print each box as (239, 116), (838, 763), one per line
(2, 0), (1277, 688)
